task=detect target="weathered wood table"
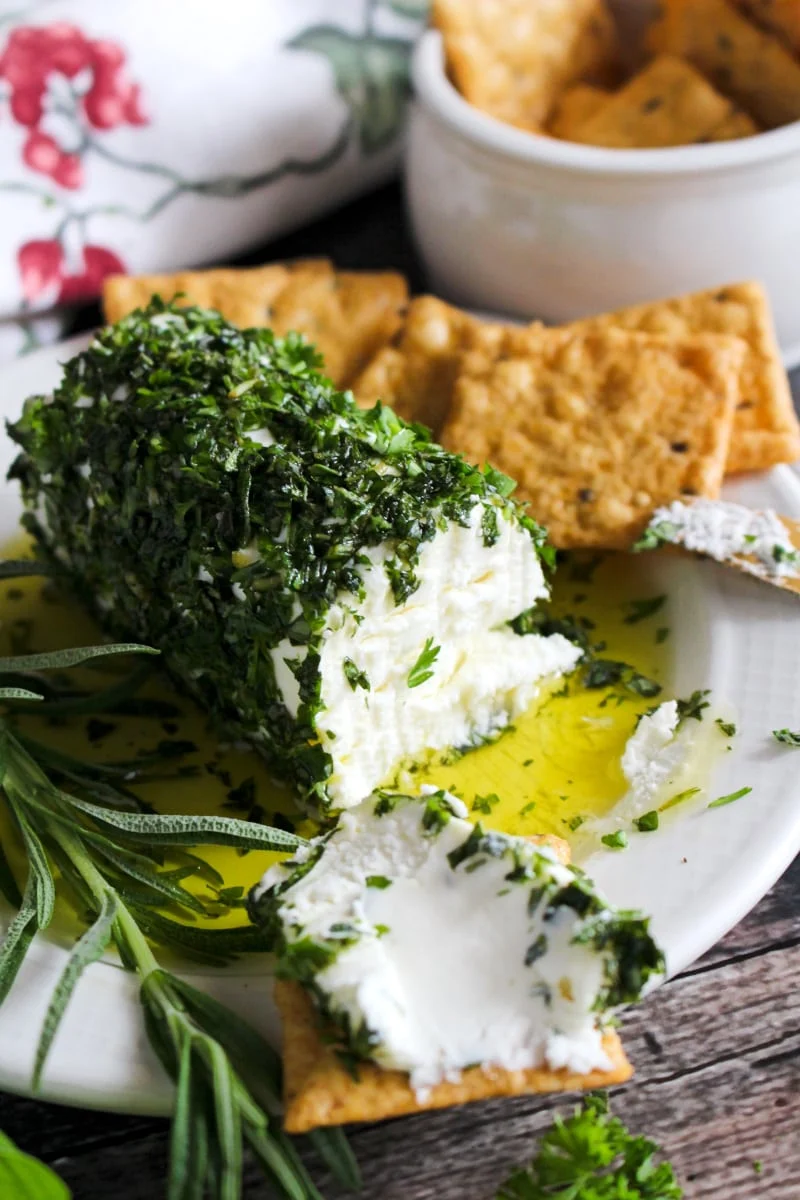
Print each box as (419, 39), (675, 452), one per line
(0, 182), (798, 1199)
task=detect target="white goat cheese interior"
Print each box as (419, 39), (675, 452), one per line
(270, 507), (581, 809)
(258, 791), (631, 1096)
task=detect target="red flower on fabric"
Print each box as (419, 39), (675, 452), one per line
(0, 22), (147, 189)
(18, 239), (125, 303)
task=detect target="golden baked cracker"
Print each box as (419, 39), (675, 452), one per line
(351, 295), (514, 433)
(102, 262), (408, 389)
(103, 263), (298, 327)
(703, 108), (760, 140)
(432, 0), (620, 131)
(277, 980), (631, 1133)
(570, 56), (734, 148)
(571, 282), (800, 473)
(734, 0), (800, 56)
(267, 264), (408, 389)
(547, 84), (610, 139)
(649, 0), (800, 129)
(441, 326), (743, 550)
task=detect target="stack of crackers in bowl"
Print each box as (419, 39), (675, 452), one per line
(104, 265), (800, 555)
(433, 0), (800, 149)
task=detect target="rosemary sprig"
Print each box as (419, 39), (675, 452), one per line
(0, 595), (360, 1198)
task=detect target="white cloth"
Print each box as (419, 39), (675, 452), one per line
(0, 0), (426, 356)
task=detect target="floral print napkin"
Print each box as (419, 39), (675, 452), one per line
(0, 0), (426, 358)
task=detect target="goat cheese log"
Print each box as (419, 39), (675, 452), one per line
(8, 302), (580, 811)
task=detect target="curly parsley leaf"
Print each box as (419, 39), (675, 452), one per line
(407, 637), (440, 688)
(497, 1093), (683, 1199)
(773, 728), (800, 747)
(715, 718), (736, 738)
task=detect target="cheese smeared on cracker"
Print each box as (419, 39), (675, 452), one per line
(639, 498), (800, 579)
(252, 791), (664, 1098)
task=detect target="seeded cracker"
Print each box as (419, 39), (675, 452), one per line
(352, 295), (517, 433)
(440, 326), (743, 550)
(733, 0), (800, 57)
(278, 981), (631, 1132)
(571, 281), (800, 473)
(547, 83), (610, 139)
(102, 261), (408, 389)
(431, 0), (620, 130)
(569, 56), (735, 148)
(648, 0), (800, 129)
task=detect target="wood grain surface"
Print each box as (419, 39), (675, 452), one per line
(1, 183), (798, 1199)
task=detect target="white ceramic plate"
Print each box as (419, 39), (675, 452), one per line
(1, 335), (800, 1116)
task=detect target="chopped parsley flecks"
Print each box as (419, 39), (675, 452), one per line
(524, 933), (548, 966)
(407, 637), (441, 689)
(634, 811), (659, 833)
(773, 728), (800, 747)
(583, 659), (662, 698)
(601, 830), (628, 850)
(708, 786), (752, 809)
(632, 520), (679, 553)
(472, 792), (501, 815)
(566, 814), (585, 832)
(773, 544), (800, 568)
(655, 626), (670, 645)
(366, 875), (392, 889)
(676, 689), (711, 724)
(660, 787), (701, 813)
(623, 595), (667, 625)
(342, 657), (370, 692)
(715, 718), (736, 738)
(519, 800), (537, 817)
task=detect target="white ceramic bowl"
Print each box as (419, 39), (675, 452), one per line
(405, 29), (800, 368)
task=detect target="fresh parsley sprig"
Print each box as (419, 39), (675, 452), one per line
(497, 1093), (682, 1199)
(0, 595), (360, 1199)
(407, 637), (440, 688)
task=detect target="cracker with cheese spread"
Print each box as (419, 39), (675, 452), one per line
(102, 261), (408, 389)
(572, 281), (800, 474)
(431, 0), (620, 131)
(277, 981), (631, 1133)
(648, 0), (800, 129)
(441, 325), (744, 549)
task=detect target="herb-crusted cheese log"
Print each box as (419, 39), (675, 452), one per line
(9, 302), (580, 810)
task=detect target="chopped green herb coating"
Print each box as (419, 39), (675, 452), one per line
(8, 302), (552, 811)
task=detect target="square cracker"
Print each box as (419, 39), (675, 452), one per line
(102, 262), (408, 389)
(440, 325), (744, 550)
(570, 56), (734, 148)
(648, 0), (800, 129)
(278, 981), (631, 1133)
(432, 0), (619, 131)
(571, 282), (800, 473)
(547, 83), (610, 139)
(351, 295), (517, 434)
(733, 0), (800, 57)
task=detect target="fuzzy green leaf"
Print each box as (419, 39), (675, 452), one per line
(0, 644), (158, 674)
(65, 797), (305, 852)
(33, 891), (118, 1091)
